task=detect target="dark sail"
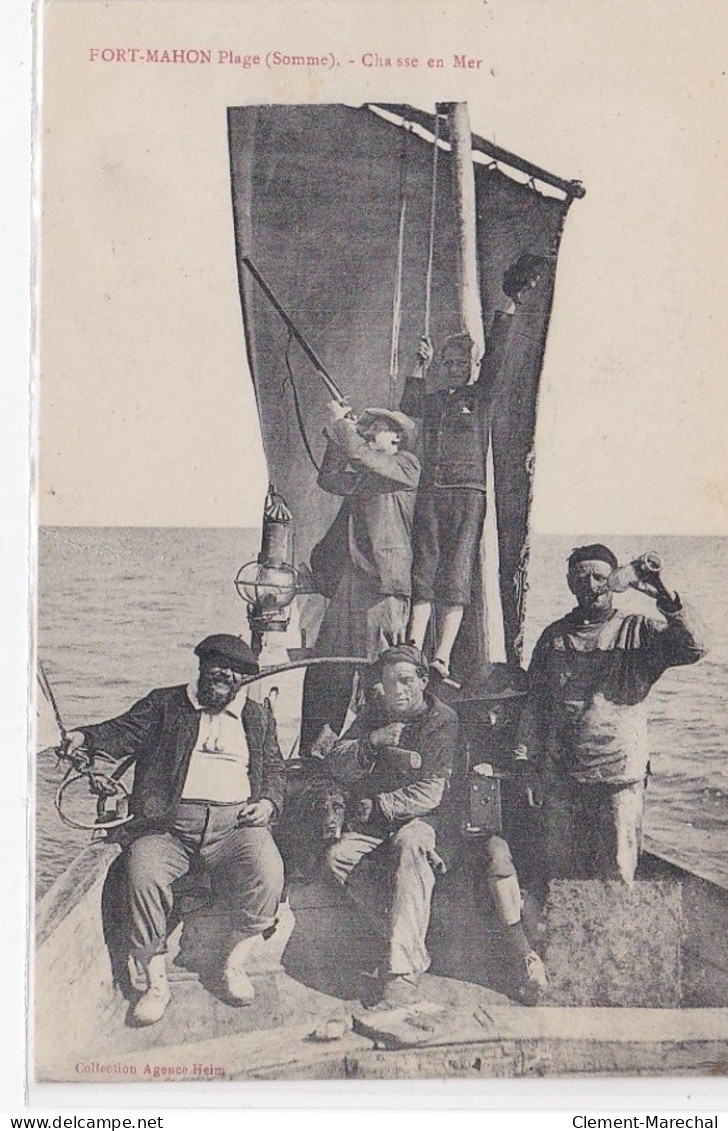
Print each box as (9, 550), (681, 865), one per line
(228, 103), (578, 664)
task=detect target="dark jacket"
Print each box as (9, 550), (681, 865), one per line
(400, 310), (513, 490)
(325, 690), (458, 829)
(517, 599), (707, 784)
(80, 685), (287, 836)
(313, 419), (421, 598)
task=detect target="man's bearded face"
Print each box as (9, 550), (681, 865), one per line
(196, 654), (246, 711)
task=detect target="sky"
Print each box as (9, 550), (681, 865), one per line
(37, 0), (728, 534)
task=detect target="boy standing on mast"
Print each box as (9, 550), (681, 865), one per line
(401, 255), (545, 683)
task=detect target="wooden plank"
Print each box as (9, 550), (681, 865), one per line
(356, 1004), (728, 1052)
(346, 1038), (728, 1080)
(35, 841), (120, 948)
(53, 1020), (375, 1082)
(642, 851), (728, 1006)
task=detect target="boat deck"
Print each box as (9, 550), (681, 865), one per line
(34, 841), (728, 1081)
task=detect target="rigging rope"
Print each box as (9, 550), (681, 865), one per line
(388, 125), (410, 408)
(283, 332), (321, 473)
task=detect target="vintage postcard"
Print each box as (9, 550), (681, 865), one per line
(32, 0), (728, 1090)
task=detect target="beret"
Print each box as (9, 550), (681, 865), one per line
(194, 634), (259, 674)
(567, 543), (618, 571)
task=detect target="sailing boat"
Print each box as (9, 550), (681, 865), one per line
(33, 102), (728, 1082)
(229, 101), (580, 668)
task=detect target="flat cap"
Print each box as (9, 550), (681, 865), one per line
(194, 634), (259, 674)
(358, 408), (417, 447)
(377, 644), (428, 674)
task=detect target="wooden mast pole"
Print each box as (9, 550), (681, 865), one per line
(439, 101), (504, 664)
(440, 101), (486, 362)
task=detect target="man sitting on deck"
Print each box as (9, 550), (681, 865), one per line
(513, 544), (707, 884)
(322, 644), (457, 1007)
(63, 634), (286, 1026)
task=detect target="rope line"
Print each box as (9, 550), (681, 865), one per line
(283, 332), (321, 473)
(389, 125), (410, 408)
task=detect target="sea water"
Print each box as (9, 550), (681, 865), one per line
(34, 527), (728, 896)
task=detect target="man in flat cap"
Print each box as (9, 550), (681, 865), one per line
(300, 402), (420, 754)
(322, 645), (457, 1006)
(63, 633), (286, 1025)
(513, 544), (706, 884)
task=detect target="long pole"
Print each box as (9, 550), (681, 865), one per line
(239, 655), (367, 688)
(37, 660), (67, 745)
(442, 102), (495, 662)
(439, 102), (486, 360)
(367, 104), (585, 201)
(241, 256), (348, 406)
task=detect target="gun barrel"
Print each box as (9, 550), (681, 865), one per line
(241, 257), (346, 404)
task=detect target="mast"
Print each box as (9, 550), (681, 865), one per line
(440, 102), (486, 361)
(440, 102), (503, 664)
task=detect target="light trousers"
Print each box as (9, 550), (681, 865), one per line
(125, 801), (284, 962)
(325, 818), (437, 976)
(543, 772), (645, 884)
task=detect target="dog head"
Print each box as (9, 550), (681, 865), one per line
(301, 774), (349, 843)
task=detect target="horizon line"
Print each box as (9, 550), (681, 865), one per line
(37, 523), (728, 538)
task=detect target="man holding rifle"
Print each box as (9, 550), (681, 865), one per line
(301, 402), (420, 753)
(241, 258), (421, 753)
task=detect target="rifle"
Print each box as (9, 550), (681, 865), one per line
(241, 257), (349, 407)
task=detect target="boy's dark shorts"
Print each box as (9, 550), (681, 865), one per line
(411, 487), (486, 605)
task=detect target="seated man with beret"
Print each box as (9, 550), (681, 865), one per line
(322, 645), (457, 1006)
(64, 634), (286, 1026)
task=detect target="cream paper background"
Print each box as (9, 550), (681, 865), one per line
(38, 0), (728, 537)
(29, 0), (728, 1108)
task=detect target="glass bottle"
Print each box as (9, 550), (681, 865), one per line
(607, 551), (662, 593)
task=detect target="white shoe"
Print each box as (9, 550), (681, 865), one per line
(131, 954), (171, 1026)
(127, 953), (146, 994)
(222, 935), (257, 1005)
(517, 950), (549, 1005)
(376, 972), (422, 1007)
